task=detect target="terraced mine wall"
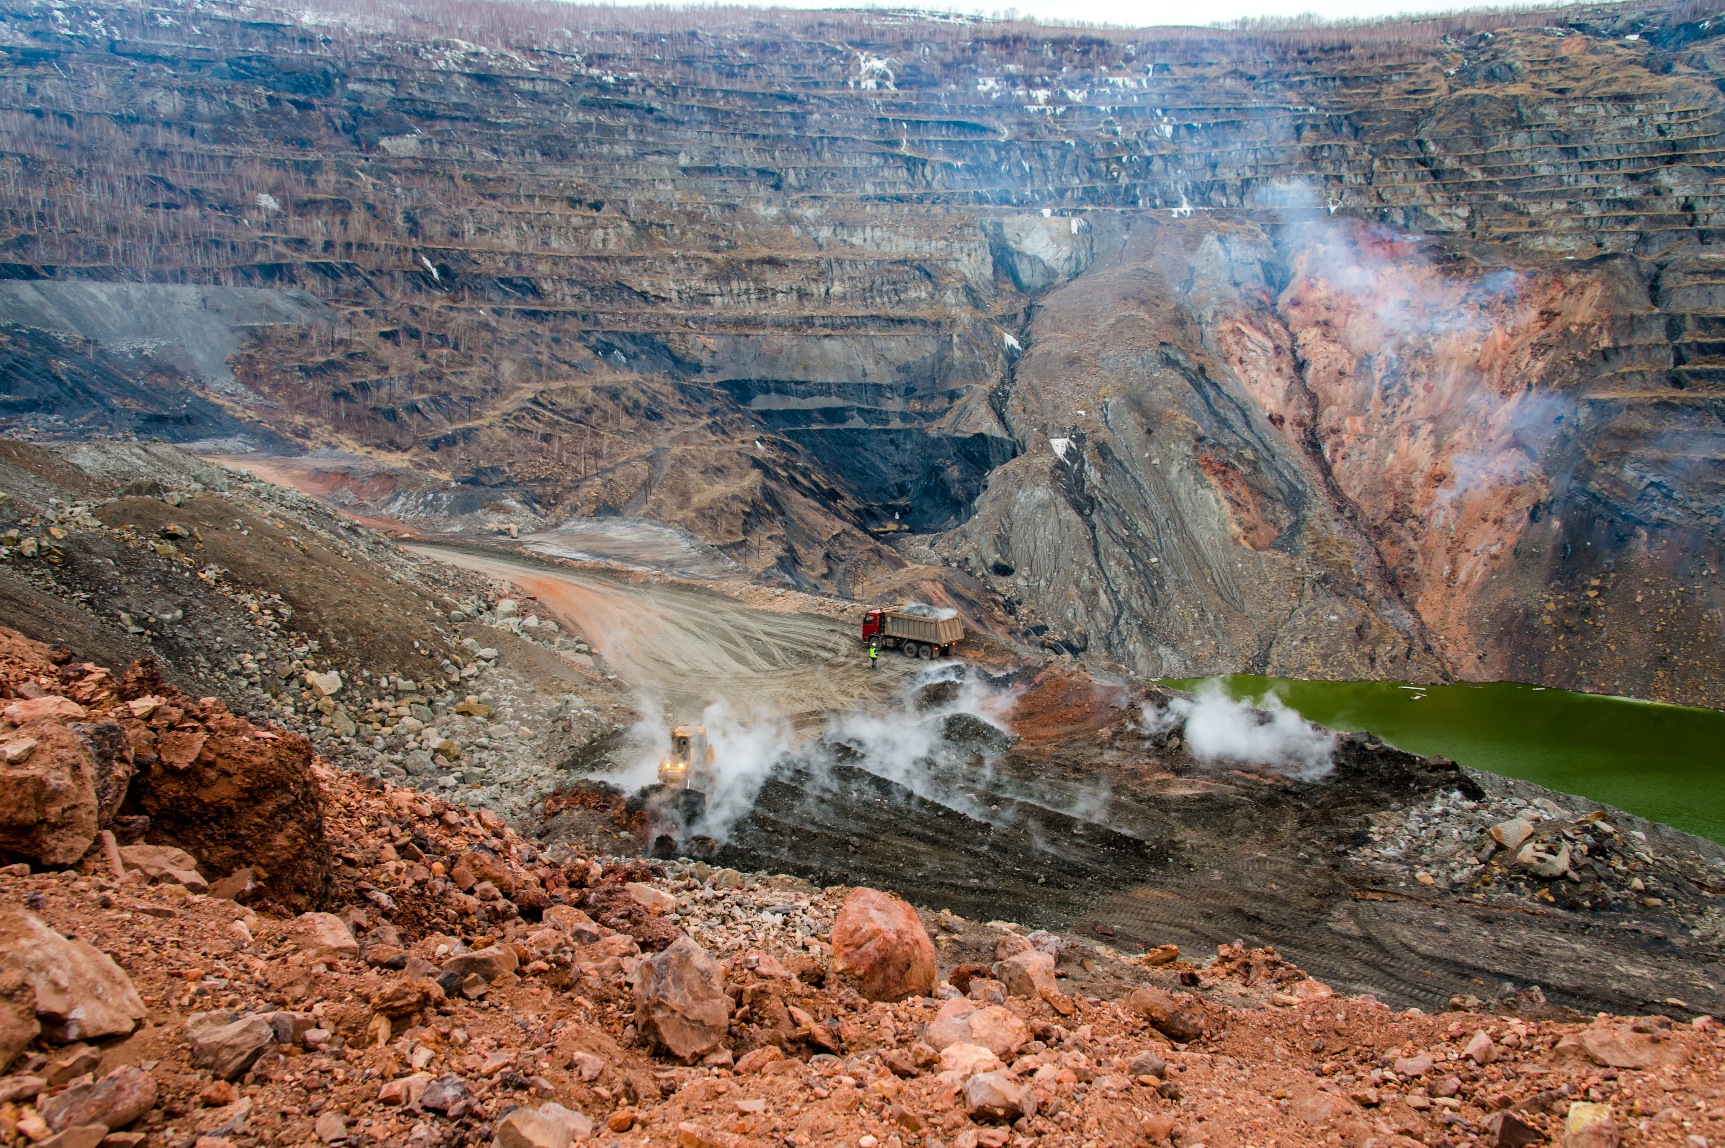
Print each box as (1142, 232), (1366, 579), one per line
(0, 0), (1721, 703)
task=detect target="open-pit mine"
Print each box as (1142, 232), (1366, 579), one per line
(0, 1), (1724, 1146)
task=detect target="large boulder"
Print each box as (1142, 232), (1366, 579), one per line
(0, 716), (129, 867)
(633, 936), (729, 1062)
(829, 887), (936, 1002)
(117, 667), (329, 910)
(0, 907), (144, 1043)
(924, 998), (1030, 1057)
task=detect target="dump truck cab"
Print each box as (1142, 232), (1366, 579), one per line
(658, 723), (714, 790)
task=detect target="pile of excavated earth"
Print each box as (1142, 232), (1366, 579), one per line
(0, 441), (638, 822)
(2, 599), (1725, 1148)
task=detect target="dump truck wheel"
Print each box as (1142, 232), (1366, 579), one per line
(902, 642), (919, 659)
(918, 642), (934, 660)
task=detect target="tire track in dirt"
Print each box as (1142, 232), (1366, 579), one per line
(409, 544), (906, 727)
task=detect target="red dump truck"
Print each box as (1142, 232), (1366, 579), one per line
(862, 604), (964, 660)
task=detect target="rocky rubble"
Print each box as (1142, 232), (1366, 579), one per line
(1356, 780), (1725, 938)
(0, 639), (1722, 1148)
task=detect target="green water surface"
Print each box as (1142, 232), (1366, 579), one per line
(1162, 676), (1725, 845)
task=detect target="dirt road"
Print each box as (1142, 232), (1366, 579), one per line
(410, 544), (906, 727)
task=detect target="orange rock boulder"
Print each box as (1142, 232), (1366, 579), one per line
(830, 887), (936, 1002)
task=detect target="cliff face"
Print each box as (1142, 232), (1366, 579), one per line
(0, 0), (1721, 702)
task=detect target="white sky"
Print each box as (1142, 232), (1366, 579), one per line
(757, 0), (1576, 28)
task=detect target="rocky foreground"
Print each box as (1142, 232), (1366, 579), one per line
(0, 628), (1721, 1148)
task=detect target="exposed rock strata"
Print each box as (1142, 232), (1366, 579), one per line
(0, 1), (1721, 697)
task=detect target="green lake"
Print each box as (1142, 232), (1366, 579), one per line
(1161, 676), (1725, 846)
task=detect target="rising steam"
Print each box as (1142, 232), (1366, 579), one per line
(1145, 678), (1335, 780)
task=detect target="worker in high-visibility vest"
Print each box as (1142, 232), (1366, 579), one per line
(868, 638), (879, 668)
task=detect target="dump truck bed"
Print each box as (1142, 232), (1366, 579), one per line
(881, 611), (964, 646)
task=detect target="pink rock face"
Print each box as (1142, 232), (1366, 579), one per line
(829, 887), (936, 1002)
(924, 998), (1030, 1057)
(633, 935), (729, 1062)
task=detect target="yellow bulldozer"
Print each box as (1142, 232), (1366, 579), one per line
(628, 722), (715, 858)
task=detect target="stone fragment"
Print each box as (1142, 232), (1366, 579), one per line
(0, 907), (145, 1042)
(4, 698), (86, 723)
(568, 1050), (606, 1081)
(633, 936), (729, 1062)
(0, 964), (39, 1072)
(924, 998), (1030, 1057)
(1483, 1111), (1543, 1148)
(492, 1102), (595, 1148)
(1465, 1030), (1499, 1065)
(1025, 930), (1061, 958)
(939, 1042), (1003, 1076)
(542, 906), (604, 944)
(314, 1112), (347, 1143)
(1124, 986), (1206, 1043)
(293, 912), (359, 958)
(1394, 1054), (1433, 1077)
(207, 869), (257, 903)
(962, 1070), (1035, 1122)
(1564, 1102), (1619, 1148)
(265, 1011), (315, 1046)
(42, 1045), (100, 1084)
(305, 671), (343, 697)
(992, 950), (1057, 1000)
(117, 843), (198, 879)
(1490, 819), (1535, 851)
(829, 887), (937, 1002)
(377, 1074), (430, 1107)
(1127, 1050), (1168, 1079)
(419, 1074), (473, 1114)
(1294, 1092), (1342, 1126)
(624, 882), (677, 915)
(734, 1046), (782, 1074)
(0, 1074), (45, 1103)
(440, 946), (519, 984)
(39, 1126), (106, 1148)
(1142, 1113), (1179, 1143)
(184, 1012), (276, 1080)
(1516, 841), (1572, 879)
(994, 934), (1033, 961)
(1142, 944), (1180, 967)
(40, 1066), (157, 1132)
(1577, 1026), (1692, 1069)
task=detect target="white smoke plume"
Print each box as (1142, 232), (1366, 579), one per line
(611, 693), (795, 842)
(1144, 679), (1335, 781)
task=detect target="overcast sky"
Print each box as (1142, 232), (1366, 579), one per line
(761, 0), (1573, 28)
